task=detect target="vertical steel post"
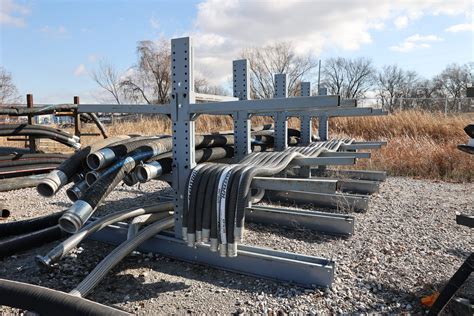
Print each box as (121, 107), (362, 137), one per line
(73, 96), (81, 138)
(274, 74), (288, 151)
(300, 82), (312, 145)
(26, 94), (38, 152)
(171, 37), (196, 238)
(299, 82), (312, 178)
(233, 59), (251, 162)
(318, 88), (328, 141)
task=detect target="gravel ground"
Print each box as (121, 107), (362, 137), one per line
(0, 177), (472, 314)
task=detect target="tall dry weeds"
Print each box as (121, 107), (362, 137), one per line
(2, 110), (472, 182)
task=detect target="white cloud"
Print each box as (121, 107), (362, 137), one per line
(446, 23), (474, 33)
(88, 54), (98, 63)
(394, 15), (408, 29)
(74, 64), (87, 76)
(40, 25), (68, 36)
(390, 34), (443, 52)
(190, 0), (471, 84)
(150, 16), (160, 29)
(0, 0), (30, 27)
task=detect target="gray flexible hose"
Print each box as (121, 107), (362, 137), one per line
(36, 202), (173, 267)
(126, 212), (171, 240)
(69, 216), (174, 298)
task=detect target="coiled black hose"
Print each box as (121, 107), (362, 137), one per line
(60, 139), (173, 233)
(0, 225), (65, 258)
(0, 210), (65, 237)
(86, 136), (164, 170)
(0, 278), (130, 316)
(37, 136), (130, 197)
(0, 124), (80, 148)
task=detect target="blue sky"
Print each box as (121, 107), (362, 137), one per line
(1, 0), (473, 103)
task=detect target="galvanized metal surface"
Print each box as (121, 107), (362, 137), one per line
(267, 190), (370, 212)
(233, 59), (251, 162)
(251, 176), (337, 194)
(312, 169), (387, 182)
(246, 205), (354, 236)
(291, 156), (356, 167)
(170, 37), (196, 238)
(273, 74), (288, 151)
(89, 222), (335, 288)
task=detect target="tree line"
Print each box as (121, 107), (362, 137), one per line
(1, 39), (472, 112)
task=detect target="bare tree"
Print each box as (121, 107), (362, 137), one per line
(322, 57), (375, 99)
(433, 63), (470, 111)
(90, 60), (123, 104)
(120, 39), (171, 104)
(0, 67), (20, 105)
(376, 65), (405, 111)
(241, 42), (317, 99)
(195, 77), (229, 96)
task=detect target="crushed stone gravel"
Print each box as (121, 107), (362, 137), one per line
(0, 177), (472, 314)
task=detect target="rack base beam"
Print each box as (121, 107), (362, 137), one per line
(246, 205), (354, 236)
(266, 190), (369, 212)
(88, 222), (335, 288)
(312, 169), (387, 182)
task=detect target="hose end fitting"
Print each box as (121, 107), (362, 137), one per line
(59, 200), (94, 234)
(209, 238), (218, 252)
(182, 227), (188, 241)
(87, 148), (116, 170)
(37, 170), (68, 197)
(35, 255), (52, 268)
(219, 244), (227, 257)
(227, 243), (238, 257)
(85, 170), (101, 186)
(66, 180), (88, 202)
(186, 233), (195, 247)
(136, 161), (163, 183)
(123, 172), (139, 186)
(195, 231), (202, 243)
(202, 229), (210, 242)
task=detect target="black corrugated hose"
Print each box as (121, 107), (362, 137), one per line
(0, 278), (130, 316)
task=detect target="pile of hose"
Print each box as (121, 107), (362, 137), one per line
(0, 210), (66, 258)
(0, 124), (81, 149)
(0, 278), (129, 315)
(183, 138), (353, 257)
(0, 152), (70, 180)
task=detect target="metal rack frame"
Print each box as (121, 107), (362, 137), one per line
(81, 36), (387, 288)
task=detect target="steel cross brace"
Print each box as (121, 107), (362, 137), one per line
(78, 36), (338, 289)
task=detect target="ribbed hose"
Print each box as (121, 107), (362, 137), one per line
(0, 225), (64, 258)
(126, 212), (171, 239)
(0, 158), (67, 168)
(37, 136), (130, 197)
(0, 174), (47, 192)
(36, 202), (173, 267)
(0, 124), (74, 138)
(0, 126), (80, 149)
(69, 217), (174, 298)
(0, 210), (65, 238)
(59, 140), (173, 233)
(0, 278), (129, 316)
(0, 153), (70, 161)
(86, 136), (165, 170)
(0, 163), (62, 178)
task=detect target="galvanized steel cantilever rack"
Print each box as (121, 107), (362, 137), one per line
(79, 37), (387, 288)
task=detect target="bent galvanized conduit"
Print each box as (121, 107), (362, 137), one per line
(69, 216), (174, 298)
(36, 202), (173, 267)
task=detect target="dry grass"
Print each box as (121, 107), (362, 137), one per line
(1, 110), (472, 182)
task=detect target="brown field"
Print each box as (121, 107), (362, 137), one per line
(1, 110), (473, 182)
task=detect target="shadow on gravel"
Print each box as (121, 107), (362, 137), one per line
(446, 248), (471, 260)
(349, 279), (451, 315)
(93, 273), (189, 304)
(246, 222), (348, 244)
